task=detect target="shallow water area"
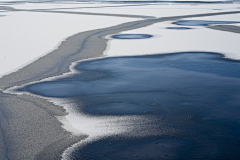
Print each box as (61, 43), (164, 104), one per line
(18, 52), (240, 159)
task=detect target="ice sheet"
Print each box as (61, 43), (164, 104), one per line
(104, 14), (240, 60)
(57, 3), (240, 17)
(2, 2), (239, 79)
(0, 11), (136, 77)
(8, 1), (138, 10)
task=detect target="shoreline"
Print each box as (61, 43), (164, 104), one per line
(1, 10), (240, 159)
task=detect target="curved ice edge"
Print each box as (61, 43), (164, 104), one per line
(0, 30), (77, 79)
(2, 55), (143, 133)
(2, 56), (108, 132)
(57, 116), (85, 136)
(3, 50), (240, 123)
(3, 51), (240, 160)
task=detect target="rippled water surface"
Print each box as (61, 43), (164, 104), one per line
(20, 52), (240, 159)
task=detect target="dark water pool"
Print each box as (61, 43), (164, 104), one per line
(111, 34), (152, 39)
(172, 20), (240, 26)
(166, 27), (192, 29)
(19, 52), (240, 159)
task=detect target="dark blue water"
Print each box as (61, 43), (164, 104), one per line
(111, 34), (152, 39)
(166, 27), (192, 29)
(19, 52), (240, 159)
(172, 20), (240, 26)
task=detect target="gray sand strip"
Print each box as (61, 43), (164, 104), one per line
(1, 10), (240, 160)
(25, 3), (153, 11)
(0, 93), (88, 160)
(207, 24), (240, 33)
(0, 108), (8, 160)
(31, 10), (155, 18)
(0, 6), (15, 11)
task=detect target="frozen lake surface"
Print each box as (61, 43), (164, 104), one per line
(1, 0), (240, 159)
(172, 20), (240, 26)
(20, 52), (240, 159)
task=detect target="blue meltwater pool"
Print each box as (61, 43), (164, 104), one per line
(19, 52), (240, 159)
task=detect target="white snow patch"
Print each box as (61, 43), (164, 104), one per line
(58, 3), (240, 17)
(104, 14), (240, 60)
(0, 11), (136, 78)
(0, 54), (5, 62)
(9, 1), (135, 10)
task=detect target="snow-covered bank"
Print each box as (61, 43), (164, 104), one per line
(1, 1), (239, 77)
(57, 3), (240, 17)
(0, 10), (137, 78)
(104, 13), (240, 60)
(7, 1), (137, 10)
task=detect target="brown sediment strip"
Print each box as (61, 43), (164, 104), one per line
(1, 9), (240, 160)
